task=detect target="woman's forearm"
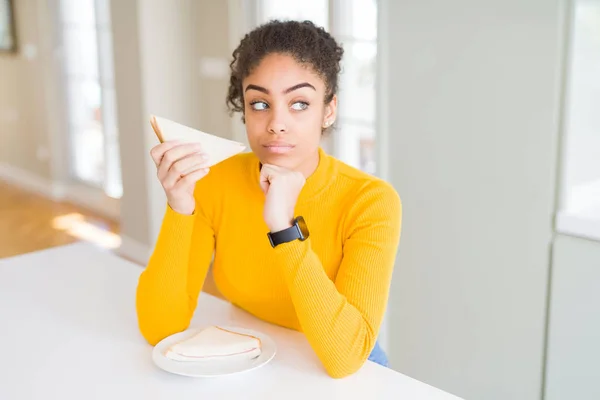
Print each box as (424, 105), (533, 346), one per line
(273, 183), (401, 377)
(274, 240), (388, 378)
(136, 206), (215, 345)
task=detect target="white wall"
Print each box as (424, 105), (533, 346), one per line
(545, 234), (600, 400)
(380, 0), (567, 398)
(110, 0), (152, 253)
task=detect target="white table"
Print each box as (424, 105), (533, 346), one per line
(0, 243), (461, 399)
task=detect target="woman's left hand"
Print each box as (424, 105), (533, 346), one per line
(259, 164), (306, 232)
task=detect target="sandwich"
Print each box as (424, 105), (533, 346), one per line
(150, 115), (246, 167)
(164, 325), (262, 362)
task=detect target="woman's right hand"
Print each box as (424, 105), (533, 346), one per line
(150, 141), (210, 215)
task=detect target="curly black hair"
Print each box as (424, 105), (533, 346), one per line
(226, 20), (344, 125)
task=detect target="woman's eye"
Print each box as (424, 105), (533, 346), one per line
(250, 101), (268, 111)
(291, 101), (309, 111)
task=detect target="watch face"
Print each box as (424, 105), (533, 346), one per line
(296, 216), (309, 240)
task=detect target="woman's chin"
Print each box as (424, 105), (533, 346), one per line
(257, 152), (296, 169)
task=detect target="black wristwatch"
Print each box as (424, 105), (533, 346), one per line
(267, 216), (310, 248)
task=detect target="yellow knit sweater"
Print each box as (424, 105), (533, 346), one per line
(136, 148), (402, 378)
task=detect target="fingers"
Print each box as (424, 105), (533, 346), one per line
(172, 167), (210, 191)
(170, 152), (209, 176)
(259, 176), (270, 194)
(260, 164), (305, 183)
(156, 143), (204, 182)
(162, 154), (209, 189)
(259, 164), (279, 194)
(150, 140), (183, 167)
(260, 164), (281, 181)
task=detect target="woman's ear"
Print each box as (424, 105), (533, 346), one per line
(323, 94), (338, 128)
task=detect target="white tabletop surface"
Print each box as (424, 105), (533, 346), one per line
(0, 243), (462, 400)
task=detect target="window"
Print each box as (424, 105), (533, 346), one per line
(0, 0), (17, 52)
(333, 0), (378, 174)
(557, 0), (600, 241)
(251, 0), (378, 174)
(257, 0), (329, 29)
(59, 0), (122, 199)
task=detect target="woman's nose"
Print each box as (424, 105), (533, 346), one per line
(268, 121), (287, 134)
(267, 109), (288, 134)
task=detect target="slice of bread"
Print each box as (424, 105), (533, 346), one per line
(150, 115), (246, 167)
(164, 326), (262, 362)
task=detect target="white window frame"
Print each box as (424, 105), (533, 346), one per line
(58, 0), (122, 197)
(53, 0), (121, 219)
(329, 0), (378, 174)
(555, 0), (600, 242)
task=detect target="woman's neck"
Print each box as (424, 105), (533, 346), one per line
(295, 149), (321, 179)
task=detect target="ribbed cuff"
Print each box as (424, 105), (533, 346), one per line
(161, 205), (196, 238)
(150, 205), (197, 268)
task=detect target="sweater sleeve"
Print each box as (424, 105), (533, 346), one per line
(273, 181), (402, 378)
(135, 192), (215, 345)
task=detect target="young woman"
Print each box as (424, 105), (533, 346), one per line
(137, 20), (402, 378)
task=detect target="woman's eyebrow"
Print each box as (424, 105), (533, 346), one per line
(245, 84), (269, 94)
(244, 82), (316, 95)
(284, 82), (316, 93)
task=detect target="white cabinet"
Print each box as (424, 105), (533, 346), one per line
(545, 234), (600, 400)
(381, 0), (562, 398)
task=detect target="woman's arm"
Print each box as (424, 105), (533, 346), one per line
(273, 181), (402, 378)
(135, 197), (215, 345)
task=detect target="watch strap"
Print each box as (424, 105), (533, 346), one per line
(267, 217), (309, 247)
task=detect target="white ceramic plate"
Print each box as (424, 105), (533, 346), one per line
(152, 326), (277, 377)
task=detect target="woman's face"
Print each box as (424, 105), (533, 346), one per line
(242, 53), (337, 173)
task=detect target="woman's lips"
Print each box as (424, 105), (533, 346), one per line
(263, 144), (295, 154)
